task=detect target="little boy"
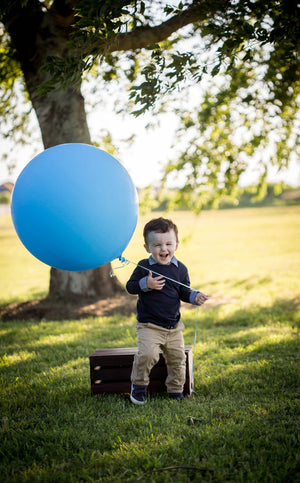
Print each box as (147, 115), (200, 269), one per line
(126, 217), (208, 405)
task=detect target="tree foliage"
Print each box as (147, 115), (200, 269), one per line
(163, 53), (300, 210)
(129, 0), (300, 112)
(0, 0), (299, 207)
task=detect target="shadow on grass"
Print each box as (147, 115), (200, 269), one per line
(204, 275), (272, 289)
(231, 276), (272, 288)
(0, 315), (137, 385)
(184, 296), (300, 338)
(1, 296), (299, 481)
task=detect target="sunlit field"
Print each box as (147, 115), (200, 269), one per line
(0, 206), (299, 482)
(1, 206), (299, 306)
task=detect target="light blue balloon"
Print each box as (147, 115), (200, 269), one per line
(11, 143), (139, 271)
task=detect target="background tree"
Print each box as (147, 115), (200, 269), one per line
(161, 56), (300, 211)
(0, 0), (299, 299)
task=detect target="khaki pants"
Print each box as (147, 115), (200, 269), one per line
(131, 321), (186, 393)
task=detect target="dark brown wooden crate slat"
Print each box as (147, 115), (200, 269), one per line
(91, 364), (168, 382)
(90, 345), (193, 395)
(91, 379), (170, 395)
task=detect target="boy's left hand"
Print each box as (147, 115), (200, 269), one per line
(195, 291), (209, 305)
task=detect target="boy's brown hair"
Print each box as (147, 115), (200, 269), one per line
(143, 217), (179, 244)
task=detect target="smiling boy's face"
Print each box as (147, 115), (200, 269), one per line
(144, 229), (178, 265)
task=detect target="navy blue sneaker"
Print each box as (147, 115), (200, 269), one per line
(169, 392), (184, 400)
(130, 384), (148, 405)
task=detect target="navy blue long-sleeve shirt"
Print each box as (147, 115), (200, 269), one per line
(126, 256), (198, 329)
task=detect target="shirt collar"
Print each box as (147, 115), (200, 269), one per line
(149, 255), (178, 267)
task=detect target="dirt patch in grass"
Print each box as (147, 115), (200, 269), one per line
(0, 294), (139, 321)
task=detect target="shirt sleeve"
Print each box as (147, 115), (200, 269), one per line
(189, 291), (199, 304)
(139, 276), (152, 292)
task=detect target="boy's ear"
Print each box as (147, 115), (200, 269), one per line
(144, 243), (151, 253)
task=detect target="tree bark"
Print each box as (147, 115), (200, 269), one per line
(49, 264), (124, 299)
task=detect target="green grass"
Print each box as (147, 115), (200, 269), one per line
(1, 206), (299, 482)
(0, 215), (49, 304)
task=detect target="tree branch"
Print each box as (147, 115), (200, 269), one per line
(90, 3), (212, 55)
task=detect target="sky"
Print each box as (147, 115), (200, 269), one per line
(0, 112), (177, 189)
(0, 83), (299, 190)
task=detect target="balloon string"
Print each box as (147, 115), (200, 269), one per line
(114, 256), (199, 292)
(190, 307), (199, 394)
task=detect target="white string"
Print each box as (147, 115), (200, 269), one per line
(115, 256), (199, 292)
(191, 307), (199, 394)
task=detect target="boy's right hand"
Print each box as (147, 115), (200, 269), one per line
(147, 271), (166, 290)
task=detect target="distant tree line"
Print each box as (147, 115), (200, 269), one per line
(138, 183), (300, 213)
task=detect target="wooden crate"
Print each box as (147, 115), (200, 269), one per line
(90, 345), (193, 395)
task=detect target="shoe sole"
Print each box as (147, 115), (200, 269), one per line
(130, 394), (147, 405)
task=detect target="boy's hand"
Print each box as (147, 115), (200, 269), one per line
(194, 291), (209, 305)
(147, 271), (165, 290)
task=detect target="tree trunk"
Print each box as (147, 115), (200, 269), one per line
(49, 265), (124, 299)
(5, 1), (125, 299)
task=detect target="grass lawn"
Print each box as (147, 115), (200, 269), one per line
(0, 206), (299, 482)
